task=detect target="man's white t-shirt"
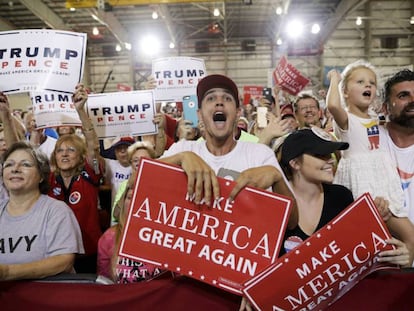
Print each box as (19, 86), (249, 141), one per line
(162, 140), (287, 187)
(379, 126), (414, 222)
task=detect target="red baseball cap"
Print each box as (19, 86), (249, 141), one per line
(197, 74), (240, 108)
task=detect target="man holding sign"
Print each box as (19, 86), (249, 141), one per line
(162, 74), (297, 228)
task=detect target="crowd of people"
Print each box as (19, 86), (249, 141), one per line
(0, 61), (413, 308)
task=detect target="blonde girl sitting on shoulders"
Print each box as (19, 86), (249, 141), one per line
(326, 60), (405, 218)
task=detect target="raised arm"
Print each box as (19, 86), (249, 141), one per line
(0, 92), (20, 146)
(256, 112), (290, 146)
(326, 70), (348, 130)
(145, 112), (167, 158)
(72, 84), (102, 171)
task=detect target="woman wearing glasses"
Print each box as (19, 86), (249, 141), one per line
(0, 142), (83, 280)
(49, 84), (104, 273)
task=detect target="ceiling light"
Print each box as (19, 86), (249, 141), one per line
(140, 35), (160, 56)
(169, 42), (175, 49)
(311, 23), (320, 34)
(91, 14), (99, 21)
(286, 20), (303, 38)
(152, 11), (158, 19)
(356, 16), (362, 26)
(276, 38), (282, 45)
(69, 7), (76, 12)
(115, 44), (122, 52)
(213, 8), (220, 17)
(92, 27), (99, 36)
(410, 16), (414, 25)
(125, 42), (132, 50)
(276, 6), (283, 15)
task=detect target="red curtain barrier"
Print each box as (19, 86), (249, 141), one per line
(1, 270), (414, 311)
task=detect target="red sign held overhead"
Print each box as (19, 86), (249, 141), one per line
(243, 193), (397, 311)
(273, 56), (310, 96)
(243, 85), (263, 105)
(119, 158), (292, 294)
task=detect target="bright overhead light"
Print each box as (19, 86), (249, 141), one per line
(140, 35), (160, 56)
(92, 26), (99, 36)
(213, 8), (220, 17)
(276, 38), (282, 45)
(152, 11), (158, 19)
(69, 7), (76, 12)
(125, 42), (132, 50)
(410, 16), (414, 25)
(356, 16), (362, 26)
(115, 44), (122, 52)
(91, 14), (99, 21)
(276, 6), (283, 15)
(286, 20), (303, 38)
(311, 23), (320, 34)
(169, 42), (175, 49)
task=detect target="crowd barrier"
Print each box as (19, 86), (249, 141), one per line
(1, 269), (414, 310)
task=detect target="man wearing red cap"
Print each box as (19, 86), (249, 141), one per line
(162, 74), (297, 228)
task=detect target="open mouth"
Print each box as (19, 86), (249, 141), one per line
(362, 90), (371, 97)
(213, 112), (226, 122)
(404, 103), (414, 113)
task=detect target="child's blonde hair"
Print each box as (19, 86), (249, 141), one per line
(127, 141), (156, 161)
(340, 59), (378, 92)
(339, 59), (380, 112)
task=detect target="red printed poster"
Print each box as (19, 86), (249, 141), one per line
(243, 86), (263, 105)
(243, 194), (397, 311)
(273, 56), (310, 95)
(119, 158), (292, 295)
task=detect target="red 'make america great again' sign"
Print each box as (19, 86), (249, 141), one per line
(119, 158), (293, 294)
(273, 56), (310, 96)
(243, 193), (397, 311)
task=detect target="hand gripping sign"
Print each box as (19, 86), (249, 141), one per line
(119, 158), (292, 295)
(243, 193), (397, 311)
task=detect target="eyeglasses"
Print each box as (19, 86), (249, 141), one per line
(56, 147), (77, 154)
(3, 160), (36, 170)
(298, 105), (319, 112)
